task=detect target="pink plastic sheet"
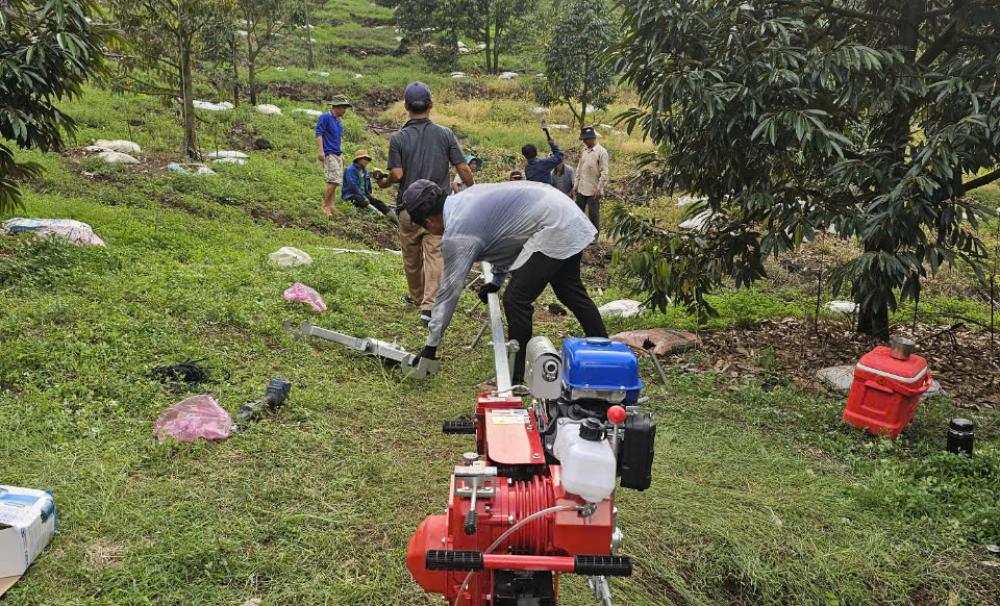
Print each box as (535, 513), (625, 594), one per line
(153, 394), (233, 442)
(283, 282), (327, 312)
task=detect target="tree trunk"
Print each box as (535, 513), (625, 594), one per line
(304, 0), (314, 69)
(180, 36), (198, 158)
(492, 22), (501, 73)
(484, 14), (492, 73)
(580, 55), (590, 129)
(857, 300), (890, 341)
(248, 57), (257, 105)
(854, 1), (922, 339)
(230, 37), (240, 107)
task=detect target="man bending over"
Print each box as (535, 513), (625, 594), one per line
(400, 179), (607, 383)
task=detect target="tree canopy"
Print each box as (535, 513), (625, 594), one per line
(1, 0), (110, 214)
(537, 0), (616, 129)
(611, 0), (1000, 338)
(396, 0), (538, 73)
(112, 0), (232, 158)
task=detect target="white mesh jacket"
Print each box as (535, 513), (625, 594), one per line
(427, 181), (597, 347)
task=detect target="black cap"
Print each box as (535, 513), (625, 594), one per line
(579, 417), (606, 442)
(404, 81), (432, 109)
(400, 179), (445, 225)
(579, 126), (599, 140)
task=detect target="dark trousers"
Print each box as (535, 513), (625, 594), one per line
(346, 194), (391, 215)
(503, 251), (607, 384)
(575, 194), (601, 233)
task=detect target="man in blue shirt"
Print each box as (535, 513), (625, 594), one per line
(315, 96), (351, 216)
(342, 150), (398, 224)
(521, 138), (564, 184)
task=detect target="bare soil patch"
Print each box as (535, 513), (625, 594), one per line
(669, 318), (1000, 409)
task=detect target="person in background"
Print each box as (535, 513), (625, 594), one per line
(522, 138), (564, 184)
(399, 179), (607, 384)
(509, 170), (524, 181)
(315, 96), (353, 217)
(550, 160), (575, 198)
(342, 149), (398, 224)
(572, 126), (609, 232)
(376, 81), (475, 323)
(452, 155), (481, 193)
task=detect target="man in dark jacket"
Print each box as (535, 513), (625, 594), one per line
(522, 138), (564, 184)
(342, 150), (398, 224)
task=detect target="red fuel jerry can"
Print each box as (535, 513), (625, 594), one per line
(842, 337), (932, 438)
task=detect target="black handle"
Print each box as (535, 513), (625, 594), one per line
(574, 555), (633, 577)
(426, 550), (484, 571)
(464, 510), (478, 535)
(442, 419), (476, 434)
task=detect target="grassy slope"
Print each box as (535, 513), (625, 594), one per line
(1, 1), (999, 604)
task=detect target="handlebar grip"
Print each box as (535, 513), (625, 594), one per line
(464, 510), (478, 535)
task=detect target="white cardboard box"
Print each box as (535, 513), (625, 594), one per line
(0, 485), (56, 593)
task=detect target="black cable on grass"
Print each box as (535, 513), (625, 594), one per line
(147, 358), (210, 384)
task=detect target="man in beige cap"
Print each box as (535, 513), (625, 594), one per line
(572, 125), (609, 232)
(342, 149), (398, 224)
(315, 95), (352, 216)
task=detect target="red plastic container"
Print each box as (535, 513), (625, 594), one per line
(842, 344), (932, 438)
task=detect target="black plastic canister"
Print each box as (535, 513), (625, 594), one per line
(946, 417), (974, 456)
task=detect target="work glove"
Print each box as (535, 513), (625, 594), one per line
(478, 282), (501, 304)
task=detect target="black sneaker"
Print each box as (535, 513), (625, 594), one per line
(420, 311), (432, 323)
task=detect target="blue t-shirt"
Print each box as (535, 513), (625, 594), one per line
(524, 141), (564, 184)
(315, 113), (343, 156)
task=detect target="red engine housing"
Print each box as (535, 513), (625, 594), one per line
(407, 394), (615, 605)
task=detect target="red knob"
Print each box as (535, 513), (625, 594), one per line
(607, 405), (627, 425)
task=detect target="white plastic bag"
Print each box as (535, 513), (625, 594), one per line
(93, 139), (141, 154)
(268, 247), (312, 267)
(204, 150), (249, 160)
(96, 151), (139, 164)
(256, 104), (282, 115)
(2, 218), (106, 246)
(598, 299), (643, 318)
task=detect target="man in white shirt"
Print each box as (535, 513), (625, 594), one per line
(572, 126), (609, 232)
(399, 179), (608, 383)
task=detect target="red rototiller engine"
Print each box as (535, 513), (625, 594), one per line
(407, 265), (657, 606)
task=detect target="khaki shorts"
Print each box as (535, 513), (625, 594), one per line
(323, 154), (344, 184)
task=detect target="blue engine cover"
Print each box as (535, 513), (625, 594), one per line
(561, 337), (643, 402)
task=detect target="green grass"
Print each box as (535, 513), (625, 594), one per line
(2, 0), (999, 604)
